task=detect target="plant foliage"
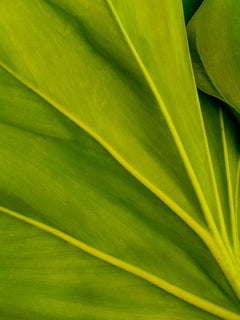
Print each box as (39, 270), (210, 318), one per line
(0, 1), (239, 319)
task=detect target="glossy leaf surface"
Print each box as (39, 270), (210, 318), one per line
(0, 1), (239, 319)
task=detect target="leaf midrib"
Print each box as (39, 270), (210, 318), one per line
(220, 108), (240, 261)
(0, 62), (212, 261)
(104, 0), (218, 238)
(1, 205), (239, 320)
(3, 60), (236, 296)
(0, 51), (237, 299)
(104, 0), (240, 294)
(0, 0), (238, 299)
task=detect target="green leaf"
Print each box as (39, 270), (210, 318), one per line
(187, 0), (240, 118)
(0, 1), (239, 319)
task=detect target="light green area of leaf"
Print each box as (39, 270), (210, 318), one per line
(187, 0), (240, 117)
(0, 1), (239, 319)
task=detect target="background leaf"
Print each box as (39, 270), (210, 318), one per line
(187, 0), (240, 118)
(182, 0), (204, 23)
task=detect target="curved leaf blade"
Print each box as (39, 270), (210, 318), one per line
(0, 1), (239, 319)
(187, 0), (240, 118)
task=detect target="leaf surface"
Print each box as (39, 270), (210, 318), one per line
(187, 0), (240, 118)
(0, 1), (239, 319)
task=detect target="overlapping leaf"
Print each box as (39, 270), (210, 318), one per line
(187, 0), (240, 118)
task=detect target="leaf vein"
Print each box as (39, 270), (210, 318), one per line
(104, 0), (220, 243)
(0, 62), (210, 258)
(1, 205), (239, 320)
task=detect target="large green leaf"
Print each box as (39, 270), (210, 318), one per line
(0, 1), (239, 319)
(187, 0), (240, 118)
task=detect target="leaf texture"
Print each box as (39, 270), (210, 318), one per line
(187, 0), (240, 118)
(0, 1), (239, 319)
